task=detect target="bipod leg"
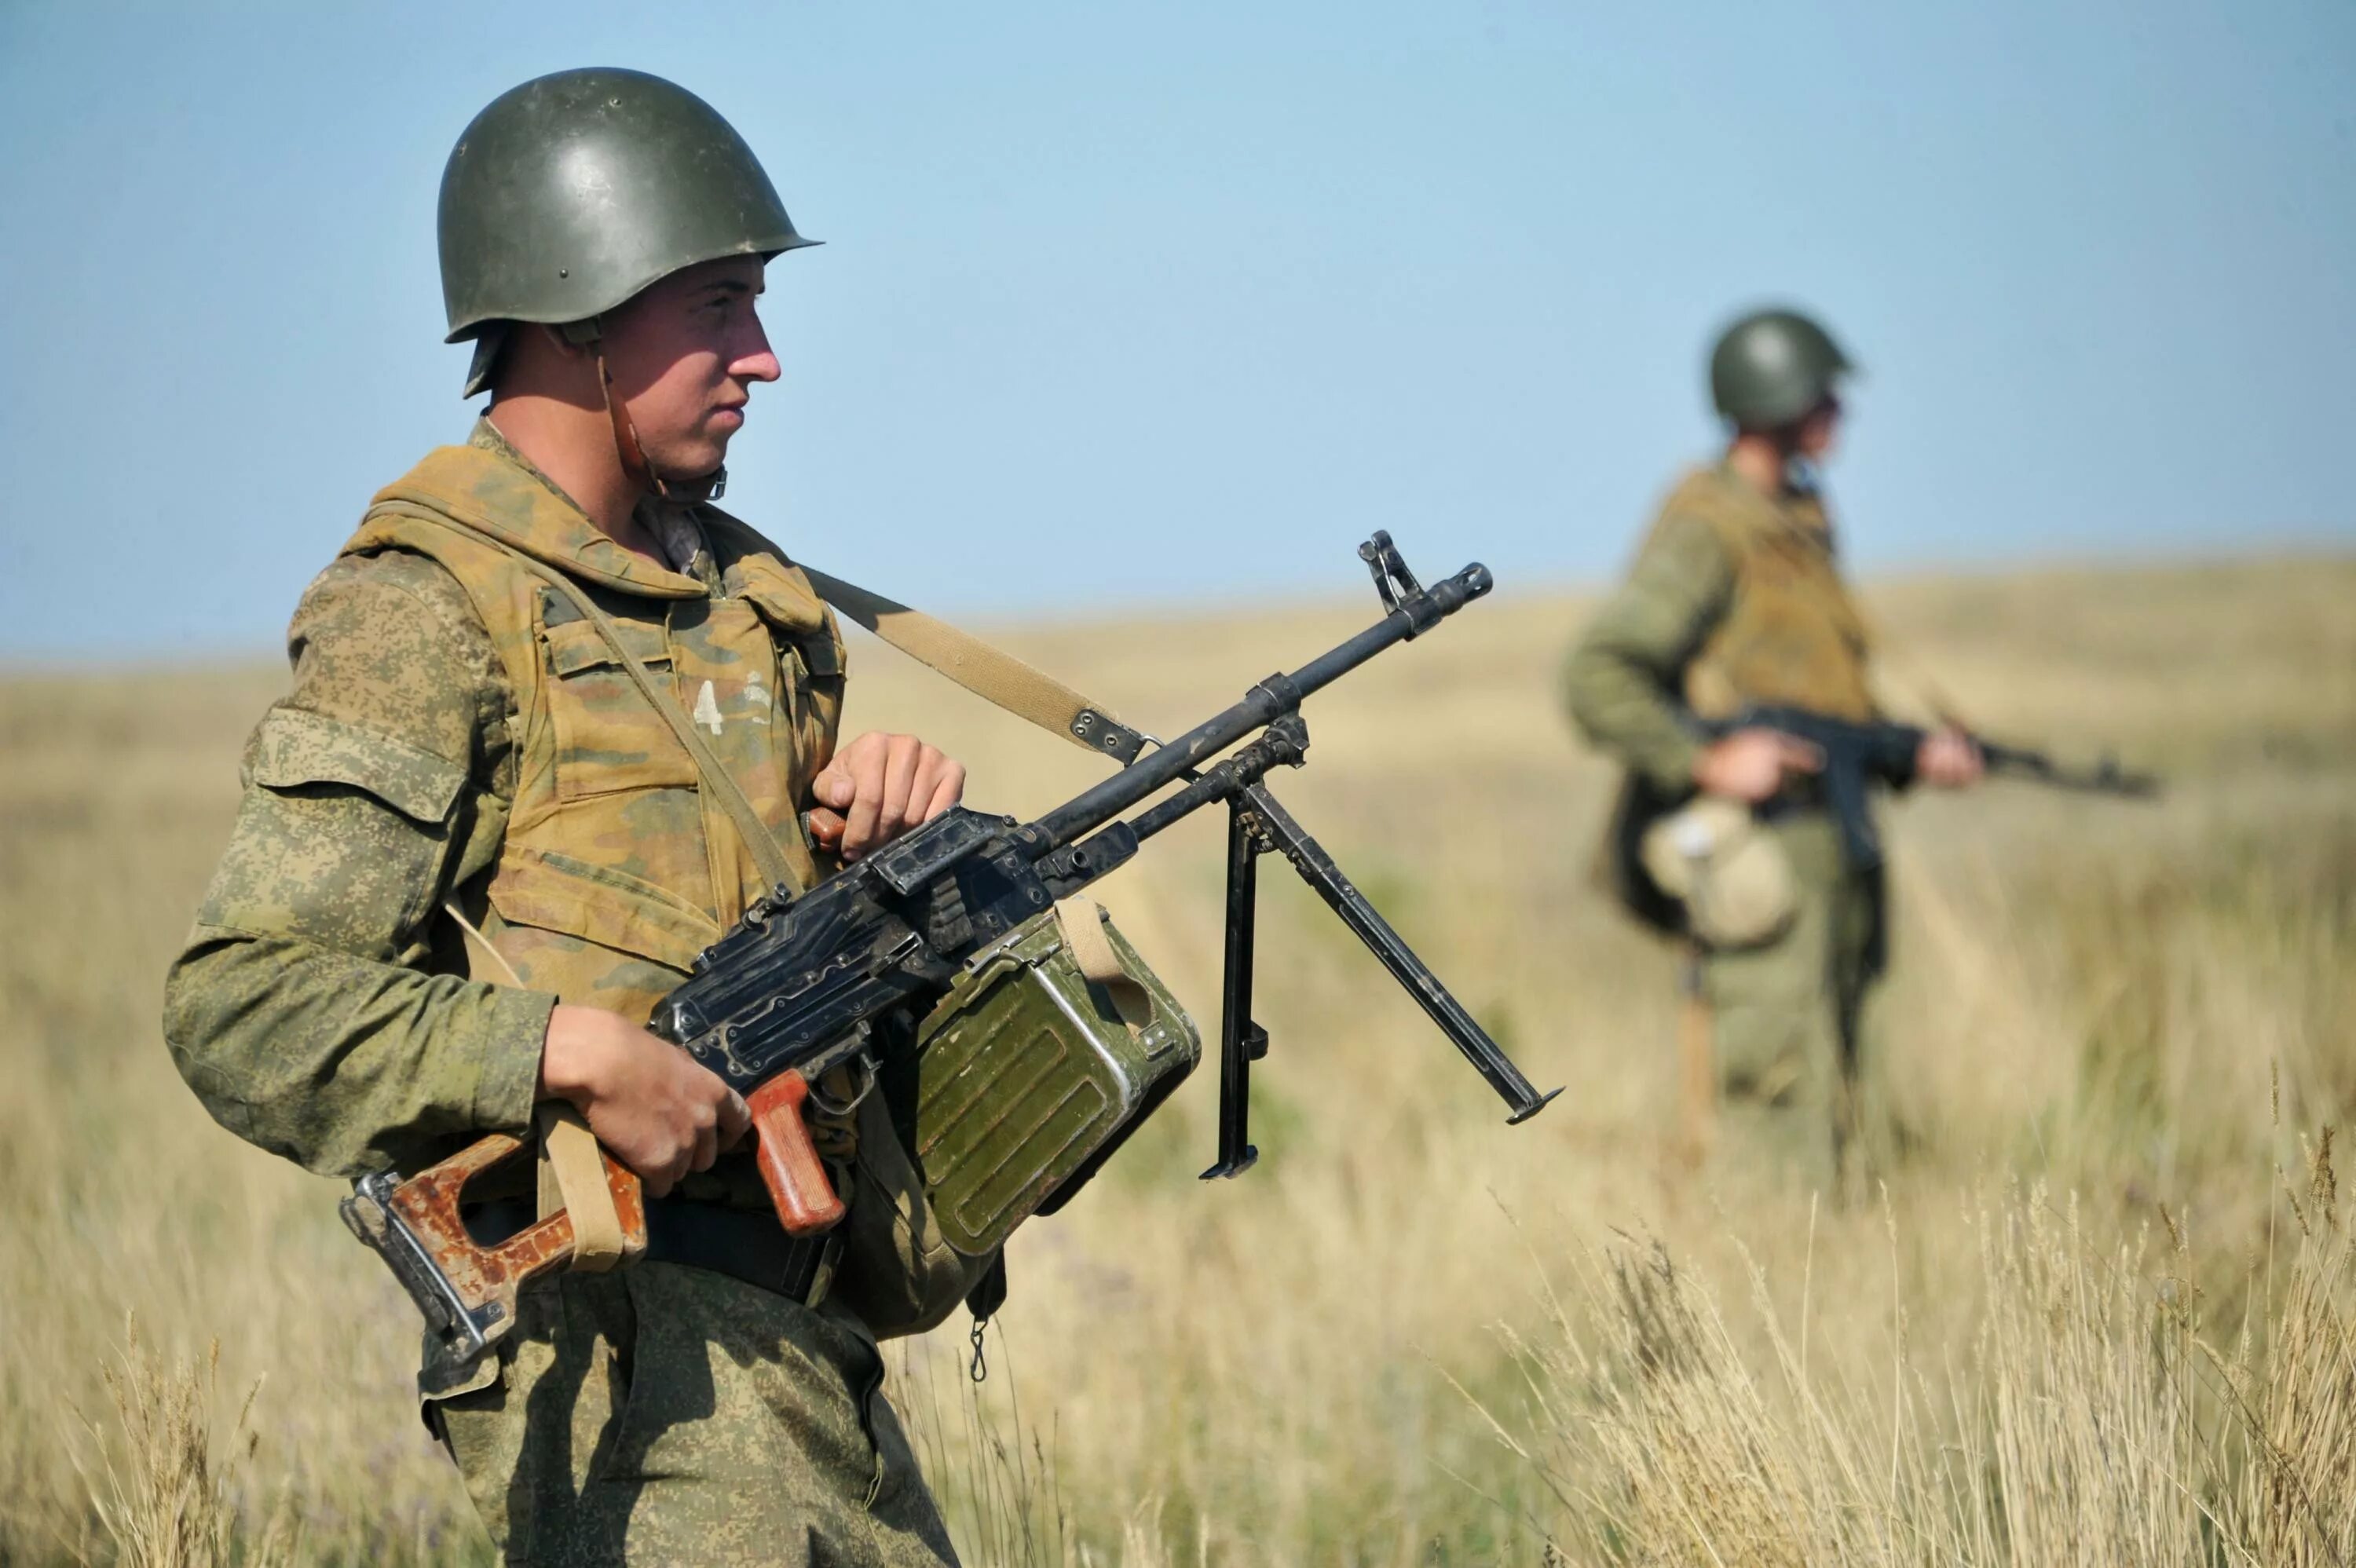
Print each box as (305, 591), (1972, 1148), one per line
(1239, 782), (1561, 1122)
(1202, 799), (1269, 1179)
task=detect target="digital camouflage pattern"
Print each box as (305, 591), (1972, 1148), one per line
(436, 1264), (954, 1567)
(1564, 462), (1884, 1188)
(164, 421), (846, 1187)
(165, 422), (967, 1564)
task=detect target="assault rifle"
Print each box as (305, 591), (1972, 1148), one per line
(343, 534), (1560, 1382)
(1695, 704), (2160, 868)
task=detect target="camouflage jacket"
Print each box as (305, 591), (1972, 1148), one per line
(1563, 462), (1876, 793)
(165, 422), (979, 1336)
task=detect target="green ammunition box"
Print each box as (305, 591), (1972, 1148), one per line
(910, 901), (1199, 1256)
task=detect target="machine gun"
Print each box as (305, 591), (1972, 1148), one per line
(1694, 704), (2160, 868)
(342, 534), (1560, 1383)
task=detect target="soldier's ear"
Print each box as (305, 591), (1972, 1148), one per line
(547, 322), (599, 360)
(482, 322), (603, 405)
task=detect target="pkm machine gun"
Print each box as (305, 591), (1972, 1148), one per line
(342, 533), (1560, 1388)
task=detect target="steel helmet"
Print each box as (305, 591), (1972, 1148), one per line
(439, 68), (817, 397)
(1707, 307), (1853, 431)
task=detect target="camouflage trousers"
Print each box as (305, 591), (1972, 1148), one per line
(1701, 813), (1886, 1197)
(432, 1262), (959, 1567)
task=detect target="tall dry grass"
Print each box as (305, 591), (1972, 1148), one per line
(1473, 1148), (2356, 1565)
(69, 1321), (291, 1568)
(1, 555), (2351, 1564)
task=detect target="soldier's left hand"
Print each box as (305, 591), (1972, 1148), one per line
(1915, 726), (1985, 789)
(808, 732), (966, 861)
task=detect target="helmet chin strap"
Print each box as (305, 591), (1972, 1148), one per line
(561, 320), (726, 503)
(595, 341), (669, 500)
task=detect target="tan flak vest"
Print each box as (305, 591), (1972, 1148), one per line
(1654, 465), (1875, 722)
(344, 441), (846, 1022)
(1598, 466), (1879, 941)
(342, 443), (1026, 1334)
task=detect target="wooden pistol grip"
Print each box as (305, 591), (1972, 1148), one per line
(747, 1072), (847, 1237)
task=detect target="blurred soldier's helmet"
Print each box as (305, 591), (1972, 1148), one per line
(1707, 308), (1853, 432)
(438, 68), (818, 397)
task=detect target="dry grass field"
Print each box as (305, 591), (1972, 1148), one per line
(3, 554), (2353, 1565)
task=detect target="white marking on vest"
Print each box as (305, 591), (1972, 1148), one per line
(742, 674), (773, 723)
(693, 679), (724, 735)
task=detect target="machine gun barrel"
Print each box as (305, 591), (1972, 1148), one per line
(1979, 741), (2159, 797)
(1026, 561), (1491, 851)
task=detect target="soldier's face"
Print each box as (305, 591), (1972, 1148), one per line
(602, 256), (782, 480)
(1793, 394), (1842, 462)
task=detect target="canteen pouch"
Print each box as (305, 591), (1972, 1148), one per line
(908, 899), (1199, 1257)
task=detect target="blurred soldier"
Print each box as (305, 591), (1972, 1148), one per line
(165, 69), (978, 1565)
(1563, 307), (1982, 1192)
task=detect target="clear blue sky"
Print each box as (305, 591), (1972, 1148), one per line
(2, 1), (2350, 661)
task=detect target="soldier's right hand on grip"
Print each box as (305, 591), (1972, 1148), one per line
(748, 1071), (848, 1235)
(540, 1003), (750, 1197)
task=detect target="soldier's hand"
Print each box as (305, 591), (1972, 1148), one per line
(1915, 725), (1985, 789)
(1695, 728), (1822, 803)
(807, 731), (966, 862)
(540, 1004), (751, 1197)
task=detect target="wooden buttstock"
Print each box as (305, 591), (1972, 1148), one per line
(748, 1071), (848, 1237)
(381, 1130), (649, 1329)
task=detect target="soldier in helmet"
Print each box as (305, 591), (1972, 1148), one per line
(1563, 307), (1983, 1193)
(166, 69), (976, 1563)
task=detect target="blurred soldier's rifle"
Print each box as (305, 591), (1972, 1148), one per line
(1661, 705), (2157, 1162)
(1692, 704), (2161, 871)
(342, 533), (1559, 1390)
